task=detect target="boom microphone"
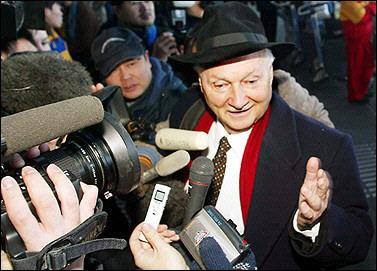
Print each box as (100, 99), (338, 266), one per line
(141, 150), (191, 184)
(181, 156), (214, 228)
(1, 51), (93, 114)
(1, 96), (104, 160)
(155, 128), (209, 150)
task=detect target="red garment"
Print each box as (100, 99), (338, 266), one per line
(193, 106), (271, 224)
(342, 2), (376, 101)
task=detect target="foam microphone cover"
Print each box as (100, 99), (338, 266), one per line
(1, 51), (93, 114)
(1, 96), (104, 158)
(155, 128), (209, 150)
(155, 150), (191, 176)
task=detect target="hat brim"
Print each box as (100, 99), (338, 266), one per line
(169, 41), (296, 67)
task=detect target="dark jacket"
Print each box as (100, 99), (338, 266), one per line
(128, 57), (186, 123)
(170, 87), (374, 269)
(99, 57), (186, 125)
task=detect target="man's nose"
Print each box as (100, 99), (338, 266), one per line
(229, 85), (248, 110)
(120, 67), (132, 80)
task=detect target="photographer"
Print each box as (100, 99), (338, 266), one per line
(100, 1), (180, 62)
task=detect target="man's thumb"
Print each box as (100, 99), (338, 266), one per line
(141, 223), (165, 246)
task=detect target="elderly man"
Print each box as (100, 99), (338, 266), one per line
(129, 2), (373, 270)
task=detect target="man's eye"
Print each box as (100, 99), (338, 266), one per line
(214, 82), (228, 89)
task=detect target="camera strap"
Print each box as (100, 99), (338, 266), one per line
(10, 199), (128, 270)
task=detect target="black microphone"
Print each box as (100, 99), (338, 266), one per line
(1, 51), (93, 114)
(1, 96), (104, 161)
(181, 156), (214, 228)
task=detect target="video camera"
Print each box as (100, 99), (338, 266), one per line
(1, 1), (46, 43)
(1, 111), (141, 260)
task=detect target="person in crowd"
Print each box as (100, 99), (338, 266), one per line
(57, 1), (99, 73)
(130, 2), (374, 269)
(1, 27), (38, 59)
(340, 1), (376, 103)
(28, 29), (51, 52)
(100, 1), (180, 62)
(44, 1), (72, 60)
(91, 26), (187, 126)
(90, 27), (188, 251)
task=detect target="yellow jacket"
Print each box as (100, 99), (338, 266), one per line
(340, 1), (375, 24)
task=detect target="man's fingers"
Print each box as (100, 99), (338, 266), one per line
(300, 184), (322, 211)
(22, 166), (64, 232)
(141, 223), (166, 248)
(316, 169), (330, 199)
(1, 176), (40, 243)
(46, 164), (80, 228)
(79, 182), (98, 221)
(299, 201), (313, 220)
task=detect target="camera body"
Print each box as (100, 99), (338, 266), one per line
(1, 1), (46, 43)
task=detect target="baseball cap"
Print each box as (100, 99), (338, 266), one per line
(91, 26), (145, 78)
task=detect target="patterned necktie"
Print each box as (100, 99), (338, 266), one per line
(206, 136), (231, 206)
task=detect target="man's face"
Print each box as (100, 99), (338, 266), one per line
(198, 50), (274, 134)
(115, 1), (155, 28)
(104, 53), (152, 100)
(44, 3), (64, 29)
(29, 30), (50, 52)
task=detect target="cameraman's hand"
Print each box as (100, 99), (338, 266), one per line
(1, 164), (98, 269)
(8, 143), (50, 169)
(129, 222), (188, 270)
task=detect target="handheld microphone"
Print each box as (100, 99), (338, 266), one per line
(141, 150), (191, 184)
(181, 156), (214, 228)
(155, 128), (209, 150)
(1, 96), (104, 160)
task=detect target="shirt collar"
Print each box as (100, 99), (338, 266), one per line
(211, 117), (252, 158)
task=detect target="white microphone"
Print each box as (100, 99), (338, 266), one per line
(141, 150), (191, 184)
(155, 128), (209, 150)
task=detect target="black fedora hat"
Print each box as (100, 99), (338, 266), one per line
(169, 1), (296, 67)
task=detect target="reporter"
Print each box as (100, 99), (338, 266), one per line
(1, 164), (98, 270)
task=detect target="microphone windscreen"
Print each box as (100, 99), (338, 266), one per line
(155, 128), (209, 150)
(1, 96), (104, 158)
(155, 150), (191, 176)
(190, 156), (214, 185)
(1, 51), (93, 114)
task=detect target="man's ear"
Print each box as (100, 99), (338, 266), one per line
(112, 6), (121, 18)
(144, 50), (152, 68)
(198, 77), (204, 93)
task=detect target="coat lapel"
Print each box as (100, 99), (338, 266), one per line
(244, 93), (304, 266)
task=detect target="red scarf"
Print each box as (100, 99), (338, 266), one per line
(194, 106), (271, 224)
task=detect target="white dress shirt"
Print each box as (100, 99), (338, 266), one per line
(202, 117), (320, 240)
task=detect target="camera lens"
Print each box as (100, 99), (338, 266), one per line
(1, 112), (141, 258)
(19, 111), (140, 197)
